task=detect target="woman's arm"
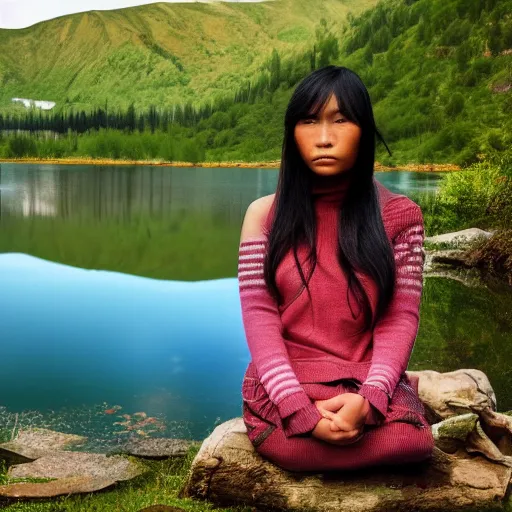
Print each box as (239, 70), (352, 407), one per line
(356, 198), (426, 421)
(238, 197), (322, 437)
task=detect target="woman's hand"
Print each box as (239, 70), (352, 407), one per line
(311, 417), (363, 446)
(311, 393), (370, 445)
(315, 393), (371, 433)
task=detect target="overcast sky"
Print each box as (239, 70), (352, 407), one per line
(0, 0), (266, 29)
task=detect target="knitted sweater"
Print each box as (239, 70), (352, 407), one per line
(238, 172), (425, 437)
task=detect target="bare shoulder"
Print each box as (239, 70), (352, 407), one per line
(240, 193), (275, 243)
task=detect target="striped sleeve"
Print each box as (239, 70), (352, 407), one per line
(238, 235), (322, 436)
(357, 199), (425, 421)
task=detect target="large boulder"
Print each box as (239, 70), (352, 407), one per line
(407, 369), (497, 424)
(425, 229), (492, 248)
(182, 412), (512, 512)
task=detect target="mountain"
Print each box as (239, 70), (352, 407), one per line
(1, 0), (510, 167)
(0, 0), (378, 112)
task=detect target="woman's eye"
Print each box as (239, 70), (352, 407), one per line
(336, 118), (347, 123)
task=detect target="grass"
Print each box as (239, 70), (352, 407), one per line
(0, 446), (254, 511)
(1, 438), (512, 511)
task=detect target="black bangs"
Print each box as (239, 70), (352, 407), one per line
(286, 69), (360, 128)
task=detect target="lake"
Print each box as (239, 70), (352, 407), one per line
(0, 163), (510, 451)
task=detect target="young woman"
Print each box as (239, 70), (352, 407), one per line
(237, 65), (435, 472)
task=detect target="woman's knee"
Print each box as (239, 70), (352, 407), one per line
(386, 422), (435, 462)
(255, 430), (308, 472)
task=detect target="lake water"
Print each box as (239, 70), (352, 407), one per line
(0, 163), (510, 451)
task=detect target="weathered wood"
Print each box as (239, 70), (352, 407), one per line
(182, 410), (512, 512)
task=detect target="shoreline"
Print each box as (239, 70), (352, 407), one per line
(0, 157), (461, 172)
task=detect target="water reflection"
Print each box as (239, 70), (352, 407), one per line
(0, 164), (276, 222)
(0, 165), (442, 221)
(0, 164), (443, 280)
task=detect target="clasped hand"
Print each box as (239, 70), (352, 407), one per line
(312, 393), (370, 446)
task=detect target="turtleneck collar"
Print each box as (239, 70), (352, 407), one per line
(311, 170), (353, 203)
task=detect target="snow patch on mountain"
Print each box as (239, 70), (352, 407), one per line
(12, 98), (56, 110)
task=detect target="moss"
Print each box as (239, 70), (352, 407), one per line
(436, 414), (478, 441)
(6, 477), (58, 484)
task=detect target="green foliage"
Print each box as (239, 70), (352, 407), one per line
(416, 160), (512, 235)
(439, 19), (471, 46)
(0, 129), (207, 163)
(277, 25), (310, 43)
(6, 135), (37, 157)
(0, 0), (377, 112)
(445, 92), (465, 117)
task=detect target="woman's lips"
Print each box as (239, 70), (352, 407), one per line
(314, 157), (338, 164)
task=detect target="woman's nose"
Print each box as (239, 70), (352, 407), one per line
(315, 123), (334, 147)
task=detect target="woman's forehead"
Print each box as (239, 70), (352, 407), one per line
(309, 93), (341, 115)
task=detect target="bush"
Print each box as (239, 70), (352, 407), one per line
(445, 92), (465, 117)
(436, 162), (502, 228)
(6, 135), (37, 157)
(416, 160), (511, 235)
(487, 175), (512, 229)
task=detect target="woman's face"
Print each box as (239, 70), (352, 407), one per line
(293, 93), (362, 177)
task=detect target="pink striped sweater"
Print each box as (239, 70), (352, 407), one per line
(238, 173), (425, 437)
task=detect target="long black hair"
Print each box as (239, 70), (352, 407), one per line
(264, 65), (395, 333)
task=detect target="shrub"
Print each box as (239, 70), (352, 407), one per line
(6, 135), (37, 157)
(416, 160), (511, 235)
(436, 162), (502, 228)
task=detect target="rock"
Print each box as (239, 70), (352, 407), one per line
(8, 452), (145, 482)
(407, 369), (497, 424)
(0, 476), (116, 498)
(426, 249), (470, 269)
(468, 408), (512, 460)
(0, 428), (87, 464)
(423, 268), (485, 288)
(432, 411), (512, 467)
(182, 417), (512, 512)
(425, 228), (492, 248)
(112, 438), (193, 459)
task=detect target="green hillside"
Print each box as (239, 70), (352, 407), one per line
(340, 0), (512, 165)
(0, 0), (377, 112)
(0, 0), (510, 167)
